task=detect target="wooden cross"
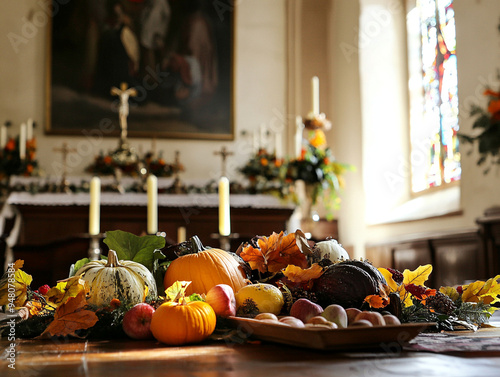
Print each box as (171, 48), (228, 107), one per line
(111, 82), (137, 145)
(53, 142), (77, 192)
(214, 146), (233, 177)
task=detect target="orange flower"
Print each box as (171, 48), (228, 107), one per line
(309, 129), (327, 148)
(109, 298), (121, 310)
(260, 158), (268, 166)
(487, 99), (500, 115)
(274, 159), (283, 167)
(158, 158), (166, 165)
(323, 157), (330, 165)
(27, 138), (37, 149)
(484, 89), (500, 98)
(300, 148), (306, 160)
(5, 138), (15, 151)
(25, 164), (34, 175)
(103, 156), (113, 164)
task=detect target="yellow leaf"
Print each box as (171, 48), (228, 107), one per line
(165, 281), (191, 302)
(378, 268), (414, 307)
(378, 268), (399, 292)
(462, 275), (500, 304)
(0, 265), (33, 307)
(402, 264), (432, 287)
(439, 286), (460, 302)
(47, 275), (88, 307)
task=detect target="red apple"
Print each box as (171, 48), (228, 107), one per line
(205, 284), (237, 317)
(122, 303), (155, 339)
(290, 298), (323, 323)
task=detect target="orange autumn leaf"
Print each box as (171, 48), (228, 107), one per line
(283, 264), (324, 284)
(364, 294), (389, 309)
(38, 290), (98, 339)
(240, 231), (309, 273)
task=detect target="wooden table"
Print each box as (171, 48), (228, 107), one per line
(2, 330), (500, 377)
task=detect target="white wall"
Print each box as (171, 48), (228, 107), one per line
(328, 0), (500, 253)
(0, 0), (287, 182)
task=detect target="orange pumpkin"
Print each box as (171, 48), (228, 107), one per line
(150, 300), (216, 345)
(163, 237), (248, 295)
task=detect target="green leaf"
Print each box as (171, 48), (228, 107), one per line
(103, 230), (166, 271)
(69, 257), (92, 277)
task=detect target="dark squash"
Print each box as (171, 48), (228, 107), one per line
(313, 260), (385, 309)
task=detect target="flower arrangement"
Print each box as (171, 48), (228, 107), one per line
(286, 144), (351, 217)
(459, 88), (500, 174)
(143, 152), (184, 178)
(0, 136), (38, 179)
(238, 149), (287, 195)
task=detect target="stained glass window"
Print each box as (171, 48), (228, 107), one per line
(406, 0), (461, 193)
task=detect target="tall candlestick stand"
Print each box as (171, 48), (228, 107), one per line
(88, 234), (101, 260)
(211, 232), (239, 251)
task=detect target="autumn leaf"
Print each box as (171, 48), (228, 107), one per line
(239, 243), (267, 273)
(283, 264), (324, 284)
(461, 275), (500, 305)
(378, 268), (399, 293)
(0, 260), (32, 307)
(402, 264), (433, 287)
(240, 231), (308, 273)
(440, 286), (460, 302)
(364, 294), (389, 309)
(378, 265), (433, 307)
(47, 275), (89, 307)
(165, 281), (191, 302)
(38, 290), (98, 338)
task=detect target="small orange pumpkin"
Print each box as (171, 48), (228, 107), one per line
(163, 237), (248, 295)
(150, 287), (216, 345)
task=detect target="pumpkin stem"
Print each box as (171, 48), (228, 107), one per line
(171, 235), (207, 257)
(106, 250), (123, 268)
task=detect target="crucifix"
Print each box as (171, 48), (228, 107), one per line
(53, 142), (77, 193)
(111, 82), (137, 147)
(173, 150), (183, 193)
(214, 146), (234, 177)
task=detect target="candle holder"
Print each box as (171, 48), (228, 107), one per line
(88, 234), (102, 260)
(211, 233), (240, 251)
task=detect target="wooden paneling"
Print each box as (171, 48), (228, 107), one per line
(366, 229), (482, 288)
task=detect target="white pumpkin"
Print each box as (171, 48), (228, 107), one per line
(314, 239), (349, 262)
(75, 250), (157, 306)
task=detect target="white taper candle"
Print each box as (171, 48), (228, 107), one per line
(89, 176), (101, 236)
(147, 174), (158, 235)
(218, 176), (231, 236)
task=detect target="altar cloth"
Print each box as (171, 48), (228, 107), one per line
(6, 192), (295, 209)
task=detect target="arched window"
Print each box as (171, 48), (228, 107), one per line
(406, 0), (461, 193)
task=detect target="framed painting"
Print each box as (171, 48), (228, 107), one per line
(45, 0), (234, 140)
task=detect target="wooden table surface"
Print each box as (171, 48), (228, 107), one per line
(2, 333), (500, 377)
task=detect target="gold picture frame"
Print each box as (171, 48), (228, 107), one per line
(45, 0), (234, 140)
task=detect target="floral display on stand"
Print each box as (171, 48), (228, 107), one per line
(459, 87), (500, 174)
(0, 121), (39, 200)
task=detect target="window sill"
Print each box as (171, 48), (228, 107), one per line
(366, 186), (461, 225)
